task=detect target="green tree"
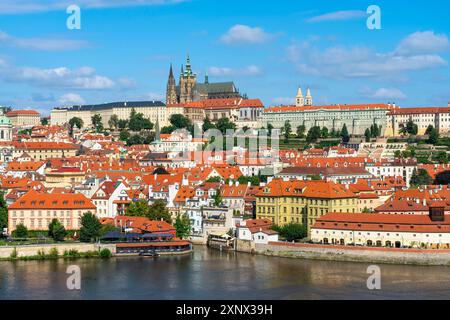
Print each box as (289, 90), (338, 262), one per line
(320, 127), (329, 139)
(216, 118), (236, 135)
(119, 130), (131, 142)
(170, 114), (191, 130)
(425, 125), (435, 135)
(427, 127), (440, 145)
(394, 150), (403, 159)
(161, 126), (176, 134)
(118, 119), (129, 130)
(283, 120), (292, 142)
(108, 114), (119, 130)
(126, 200), (150, 217)
(213, 190), (223, 207)
(202, 116), (216, 132)
(364, 128), (371, 142)
(405, 119), (418, 135)
(41, 118), (49, 126)
(14, 224), (28, 238)
(174, 214), (191, 239)
(91, 114), (103, 132)
(237, 175), (261, 186)
(0, 192), (8, 231)
(296, 125), (306, 138)
(410, 168), (433, 186)
(79, 212), (102, 243)
(306, 126), (321, 144)
(267, 123), (274, 136)
(273, 223), (307, 242)
(48, 219), (67, 241)
(370, 123), (380, 138)
(129, 109), (153, 131)
(436, 152), (449, 164)
(148, 200), (172, 224)
(69, 117), (84, 130)
(206, 176), (222, 183)
(341, 124), (349, 143)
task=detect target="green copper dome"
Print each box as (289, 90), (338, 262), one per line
(0, 115), (11, 125)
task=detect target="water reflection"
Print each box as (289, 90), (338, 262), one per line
(1, 246), (450, 300)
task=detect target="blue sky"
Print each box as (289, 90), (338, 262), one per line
(0, 0), (449, 115)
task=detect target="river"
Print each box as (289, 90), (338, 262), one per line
(1, 246), (450, 300)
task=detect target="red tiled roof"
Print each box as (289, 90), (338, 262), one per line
(9, 190), (96, 210)
(265, 104), (391, 113)
(313, 212), (450, 233)
(6, 109), (40, 116)
(388, 107), (450, 115)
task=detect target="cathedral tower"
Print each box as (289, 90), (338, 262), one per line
(166, 64), (178, 105)
(179, 55), (197, 104)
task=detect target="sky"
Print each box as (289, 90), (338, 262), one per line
(0, 0), (449, 115)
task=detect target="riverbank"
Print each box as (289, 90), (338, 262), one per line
(0, 243), (116, 261)
(235, 240), (450, 266)
(0, 241), (192, 261)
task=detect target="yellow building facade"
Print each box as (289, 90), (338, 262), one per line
(256, 179), (359, 233)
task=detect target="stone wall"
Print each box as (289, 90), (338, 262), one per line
(252, 242), (450, 266)
(235, 239), (255, 253)
(0, 243), (99, 258)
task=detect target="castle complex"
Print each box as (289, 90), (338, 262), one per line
(166, 55), (241, 105)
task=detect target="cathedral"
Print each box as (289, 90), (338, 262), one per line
(166, 55), (242, 105)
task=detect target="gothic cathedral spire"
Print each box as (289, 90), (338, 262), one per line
(166, 63), (177, 105)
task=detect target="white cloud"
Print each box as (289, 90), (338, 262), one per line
(13, 66), (114, 89)
(58, 93), (85, 105)
(0, 30), (88, 51)
(307, 10), (366, 23)
(0, 0), (186, 14)
(287, 31), (449, 80)
(0, 60), (115, 90)
(209, 65), (262, 77)
(395, 31), (450, 56)
(361, 87), (407, 100)
(220, 25), (275, 45)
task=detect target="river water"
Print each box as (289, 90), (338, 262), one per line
(1, 246), (450, 300)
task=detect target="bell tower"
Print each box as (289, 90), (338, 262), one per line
(179, 54), (197, 104)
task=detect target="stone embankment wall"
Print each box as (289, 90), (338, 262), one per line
(0, 243), (115, 258)
(239, 242), (450, 266)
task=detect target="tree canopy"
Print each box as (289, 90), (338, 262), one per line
(283, 120), (292, 142)
(91, 114), (104, 133)
(174, 214), (191, 239)
(80, 212), (102, 243)
(69, 117), (84, 130)
(0, 192), (8, 232)
(272, 223), (307, 242)
(129, 109), (154, 131)
(48, 219), (67, 241)
(126, 200), (172, 224)
(216, 117), (236, 135)
(306, 126), (321, 144)
(410, 168), (433, 187)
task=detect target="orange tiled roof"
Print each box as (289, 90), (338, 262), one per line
(6, 109), (40, 116)
(265, 104), (391, 113)
(313, 212), (450, 233)
(9, 190), (96, 210)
